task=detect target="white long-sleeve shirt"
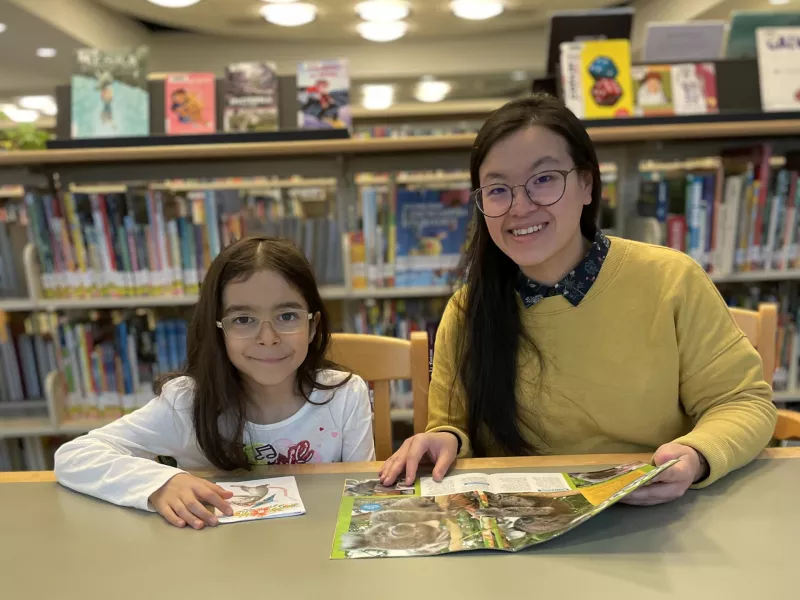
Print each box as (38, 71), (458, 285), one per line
(54, 370), (375, 511)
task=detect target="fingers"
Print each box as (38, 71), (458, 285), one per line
(431, 443), (457, 482)
(196, 483), (233, 516)
(173, 502), (206, 530)
(207, 482), (234, 499)
(402, 437), (431, 485)
(380, 440), (412, 486)
(182, 493), (220, 527)
(619, 482), (688, 506)
(158, 503), (186, 528)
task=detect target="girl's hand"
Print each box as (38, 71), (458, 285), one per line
(379, 432), (459, 487)
(620, 443), (707, 507)
(149, 473), (234, 529)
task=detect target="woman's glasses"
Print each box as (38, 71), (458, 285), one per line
(471, 168), (577, 218)
(216, 310), (315, 339)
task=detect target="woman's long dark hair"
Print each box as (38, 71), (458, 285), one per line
(454, 94), (601, 457)
(159, 236), (349, 471)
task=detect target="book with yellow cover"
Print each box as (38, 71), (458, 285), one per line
(561, 39), (634, 119)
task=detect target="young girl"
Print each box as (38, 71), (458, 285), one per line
(55, 237), (375, 529)
(381, 95), (777, 504)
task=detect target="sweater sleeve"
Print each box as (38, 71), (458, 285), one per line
(54, 378), (199, 511)
(339, 375), (376, 462)
(426, 294), (472, 457)
(669, 260), (777, 487)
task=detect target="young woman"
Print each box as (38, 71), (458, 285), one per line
(55, 237), (375, 528)
(381, 95), (777, 505)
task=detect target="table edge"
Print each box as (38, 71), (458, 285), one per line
(2, 447), (797, 484)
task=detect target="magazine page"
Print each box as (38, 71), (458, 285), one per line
(330, 460), (677, 559)
(215, 476), (306, 524)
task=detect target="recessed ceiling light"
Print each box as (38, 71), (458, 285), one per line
(362, 84), (395, 110)
(18, 95), (57, 116)
(1, 104), (39, 124)
(450, 0), (504, 20)
(147, 0), (202, 7)
(355, 0), (410, 22)
(769, 0), (790, 4)
(0, 24), (6, 34)
(36, 47), (57, 58)
(260, 2), (317, 27)
(415, 79), (451, 103)
(357, 20), (408, 42)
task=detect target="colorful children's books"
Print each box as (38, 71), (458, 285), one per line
(330, 461), (678, 559)
(633, 63), (719, 117)
(71, 47), (150, 139)
(165, 73), (216, 135)
(297, 59), (351, 130)
(223, 61), (279, 132)
(215, 476), (306, 524)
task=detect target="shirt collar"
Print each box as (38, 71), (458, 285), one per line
(515, 230), (611, 308)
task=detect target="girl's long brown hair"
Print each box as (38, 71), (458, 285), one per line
(158, 236), (350, 471)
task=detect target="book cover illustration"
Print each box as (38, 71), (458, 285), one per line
(725, 11), (800, 59)
(297, 59), (351, 130)
(71, 46), (149, 139)
(215, 476), (306, 524)
(223, 61), (279, 132)
(671, 62), (718, 115)
(632, 64), (674, 116)
(756, 27), (800, 112)
(395, 188), (471, 286)
(165, 73), (216, 135)
(330, 461), (677, 559)
(581, 39), (633, 119)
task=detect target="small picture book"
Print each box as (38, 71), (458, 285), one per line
(223, 61), (279, 132)
(165, 73), (217, 135)
(297, 59), (351, 130)
(215, 476), (306, 524)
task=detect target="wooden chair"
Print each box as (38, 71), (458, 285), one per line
(327, 332), (429, 461)
(730, 303), (800, 443)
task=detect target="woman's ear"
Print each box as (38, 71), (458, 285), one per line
(308, 312), (320, 344)
(580, 171), (594, 206)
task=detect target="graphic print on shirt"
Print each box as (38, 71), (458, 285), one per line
(244, 440), (317, 465)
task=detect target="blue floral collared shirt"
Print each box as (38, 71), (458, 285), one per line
(515, 230), (611, 308)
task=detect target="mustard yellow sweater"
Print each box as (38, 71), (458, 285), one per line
(428, 237), (777, 487)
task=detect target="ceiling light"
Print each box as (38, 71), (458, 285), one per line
(36, 47), (57, 58)
(357, 20), (408, 41)
(260, 3), (317, 26)
(147, 0), (202, 7)
(18, 95), (57, 116)
(1, 105), (40, 124)
(769, 0), (790, 4)
(355, 0), (410, 22)
(415, 79), (451, 103)
(0, 24), (6, 33)
(450, 0), (504, 20)
(362, 84), (394, 110)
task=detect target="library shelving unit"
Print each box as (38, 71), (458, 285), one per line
(2, 112), (800, 445)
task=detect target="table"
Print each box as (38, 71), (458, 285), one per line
(0, 449), (797, 599)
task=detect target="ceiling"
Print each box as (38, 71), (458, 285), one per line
(94, 0), (621, 42)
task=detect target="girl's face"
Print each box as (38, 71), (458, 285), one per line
(220, 269), (317, 395)
(478, 125), (593, 284)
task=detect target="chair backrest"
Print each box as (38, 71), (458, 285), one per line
(327, 332), (429, 460)
(730, 303), (800, 442)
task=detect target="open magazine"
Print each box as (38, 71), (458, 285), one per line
(215, 476), (306, 524)
(331, 460), (677, 559)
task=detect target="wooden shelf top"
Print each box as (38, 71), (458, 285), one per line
(2, 116), (800, 168)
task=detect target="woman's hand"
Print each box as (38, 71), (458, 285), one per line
(149, 473), (234, 529)
(620, 443), (708, 507)
(379, 432), (459, 486)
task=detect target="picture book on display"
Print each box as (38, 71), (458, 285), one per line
(223, 62), (279, 132)
(215, 477), (306, 524)
(165, 73), (216, 135)
(71, 46), (149, 139)
(331, 461), (678, 559)
(297, 59), (351, 130)
(756, 27), (800, 113)
(632, 63), (718, 117)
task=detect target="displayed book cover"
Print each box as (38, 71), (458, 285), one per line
(331, 461), (677, 559)
(395, 188), (471, 286)
(215, 476), (306, 524)
(642, 21), (725, 63)
(223, 62), (279, 132)
(297, 59), (351, 130)
(725, 11), (800, 59)
(560, 39), (634, 119)
(71, 46), (149, 139)
(671, 62), (719, 115)
(632, 64), (674, 116)
(165, 73), (216, 135)
(756, 27), (800, 113)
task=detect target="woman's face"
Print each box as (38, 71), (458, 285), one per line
(478, 125), (593, 283)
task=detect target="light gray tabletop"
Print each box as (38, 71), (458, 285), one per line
(0, 458), (795, 599)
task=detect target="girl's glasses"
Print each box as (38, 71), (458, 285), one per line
(216, 310), (315, 339)
(471, 167), (577, 218)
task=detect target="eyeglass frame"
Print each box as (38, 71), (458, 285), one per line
(471, 167), (579, 218)
(216, 311), (316, 339)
